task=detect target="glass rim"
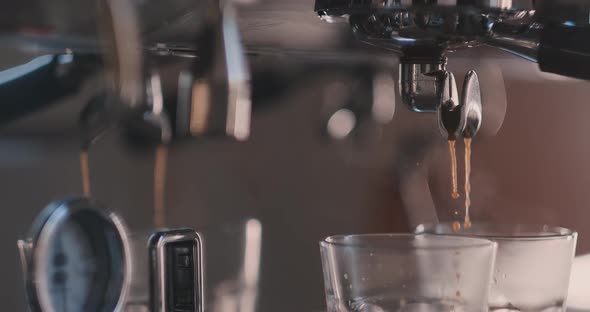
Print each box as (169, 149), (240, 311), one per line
(320, 233), (496, 250)
(415, 223), (577, 241)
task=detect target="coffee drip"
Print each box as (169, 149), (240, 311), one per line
(80, 150), (91, 197)
(463, 138), (473, 228)
(448, 140), (460, 200)
(439, 71), (482, 230)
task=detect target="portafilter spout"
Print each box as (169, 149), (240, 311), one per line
(438, 70), (483, 141)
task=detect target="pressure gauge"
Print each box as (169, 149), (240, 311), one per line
(18, 198), (131, 312)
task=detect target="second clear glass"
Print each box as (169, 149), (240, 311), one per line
(416, 223), (577, 312)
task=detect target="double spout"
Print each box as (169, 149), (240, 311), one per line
(399, 57), (482, 140)
(438, 70), (482, 141)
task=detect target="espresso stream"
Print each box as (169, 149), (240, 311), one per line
(448, 140), (460, 200)
(80, 150), (91, 197)
(464, 137), (472, 228)
(448, 138), (474, 231)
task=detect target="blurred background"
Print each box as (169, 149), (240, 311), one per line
(1, 0), (590, 311)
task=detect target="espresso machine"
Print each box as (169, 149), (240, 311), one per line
(1, 0), (590, 311)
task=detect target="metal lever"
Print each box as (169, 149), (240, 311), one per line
(176, 0), (251, 141)
(121, 71), (173, 147)
(119, 0), (251, 146)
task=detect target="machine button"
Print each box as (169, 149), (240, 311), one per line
(149, 229), (202, 312)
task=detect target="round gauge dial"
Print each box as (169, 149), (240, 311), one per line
(20, 198), (130, 312)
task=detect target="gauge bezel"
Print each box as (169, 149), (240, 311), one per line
(22, 198), (132, 312)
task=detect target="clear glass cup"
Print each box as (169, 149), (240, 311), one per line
(416, 223), (577, 312)
(320, 234), (497, 312)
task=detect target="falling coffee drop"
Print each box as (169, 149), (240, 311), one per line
(452, 221), (461, 233)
